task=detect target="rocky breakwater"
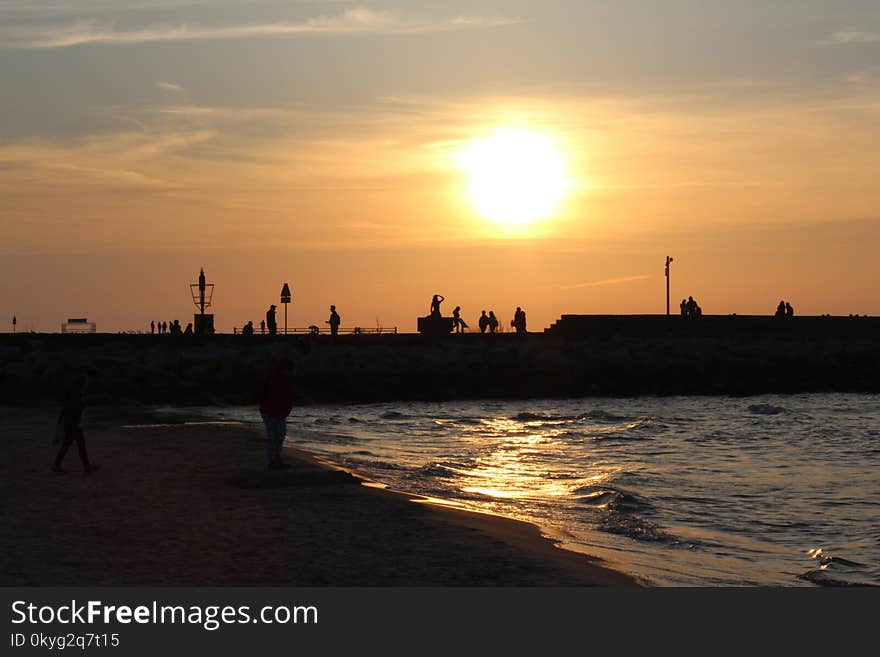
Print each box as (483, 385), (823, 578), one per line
(0, 327), (878, 407)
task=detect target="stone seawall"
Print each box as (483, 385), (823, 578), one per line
(1, 323), (878, 406)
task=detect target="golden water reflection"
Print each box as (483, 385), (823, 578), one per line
(456, 422), (618, 502)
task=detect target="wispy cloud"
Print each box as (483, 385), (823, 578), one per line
(156, 81), (185, 93)
(558, 275), (651, 291)
(819, 30), (880, 46)
(0, 8), (522, 49)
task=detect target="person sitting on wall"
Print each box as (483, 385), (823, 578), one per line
(478, 310), (489, 334)
(452, 306), (468, 333)
(488, 311), (499, 333)
(430, 294), (444, 319)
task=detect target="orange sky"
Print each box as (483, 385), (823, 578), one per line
(2, 2), (879, 332)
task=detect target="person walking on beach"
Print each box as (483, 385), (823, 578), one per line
(326, 305), (341, 339)
(51, 373), (99, 474)
(150, 320), (155, 334)
(259, 359), (297, 470)
(266, 305), (278, 336)
(260, 319), (266, 335)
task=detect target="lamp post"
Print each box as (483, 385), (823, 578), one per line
(665, 256), (673, 317)
(280, 283), (292, 335)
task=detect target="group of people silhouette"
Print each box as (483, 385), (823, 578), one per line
(235, 304), (340, 337)
(775, 300), (795, 318)
(430, 294), (526, 334)
(680, 296), (703, 319)
(151, 319), (192, 335)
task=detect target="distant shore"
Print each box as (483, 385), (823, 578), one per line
(2, 315), (878, 406)
(0, 406), (638, 586)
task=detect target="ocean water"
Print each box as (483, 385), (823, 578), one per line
(187, 394), (880, 586)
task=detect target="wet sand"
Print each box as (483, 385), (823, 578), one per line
(0, 406), (638, 586)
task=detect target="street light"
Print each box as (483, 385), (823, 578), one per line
(665, 256), (673, 317)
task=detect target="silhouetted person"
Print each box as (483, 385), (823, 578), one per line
(259, 359), (296, 470)
(184, 322), (193, 336)
(51, 373), (99, 474)
(488, 311), (499, 333)
(430, 294), (444, 318)
(242, 320), (254, 336)
(686, 296), (697, 318)
(478, 310), (489, 334)
(452, 306), (468, 333)
(150, 321), (155, 334)
(512, 307), (527, 333)
(326, 305), (341, 338)
(680, 299), (687, 317)
(260, 320), (266, 335)
(266, 305), (277, 335)
(161, 321), (167, 334)
(171, 319), (182, 335)
(785, 302), (794, 318)
(775, 300), (786, 318)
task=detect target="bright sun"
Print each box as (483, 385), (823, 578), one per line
(456, 129), (568, 226)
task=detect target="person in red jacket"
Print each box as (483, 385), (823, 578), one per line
(259, 358), (297, 470)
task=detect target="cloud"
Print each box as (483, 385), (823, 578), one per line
(0, 8), (522, 49)
(819, 30), (880, 46)
(156, 81), (185, 93)
(558, 275), (651, 291)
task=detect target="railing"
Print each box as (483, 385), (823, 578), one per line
(233, 326), (397, 335)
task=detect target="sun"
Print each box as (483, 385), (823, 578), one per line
(456, 128), (568, 226)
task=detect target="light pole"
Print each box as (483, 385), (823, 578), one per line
(665, 256), (673, 317)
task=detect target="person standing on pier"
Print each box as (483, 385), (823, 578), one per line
(327, 305), (341, 339)
(266, 305), (278, 336)
(512, 307), (527, 333)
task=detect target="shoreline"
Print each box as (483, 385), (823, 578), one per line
(281, 444), (643, 586)
(0, 405), (640, 587)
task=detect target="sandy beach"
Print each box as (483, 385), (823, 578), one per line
(0, 406), (638, 586)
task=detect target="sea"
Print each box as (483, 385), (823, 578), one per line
(182, 393), (880, 586)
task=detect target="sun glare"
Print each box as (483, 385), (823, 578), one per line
(456, 129), (568, 226)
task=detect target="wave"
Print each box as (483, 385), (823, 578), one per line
(578, 410), (627, 422)
(798, 570), (876, 587)
(748, 404), (787, 415)
(574, 485), (678, 544)
(380, 411), (408, 420)
(510, 409), (628, 423)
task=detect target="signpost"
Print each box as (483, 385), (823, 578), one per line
(665, 256), (673, 317)
(280, 283), (292, 335)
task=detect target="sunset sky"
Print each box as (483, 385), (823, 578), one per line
(2, 0), (879, 332)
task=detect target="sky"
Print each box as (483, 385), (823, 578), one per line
(2, 0), (879, 332)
